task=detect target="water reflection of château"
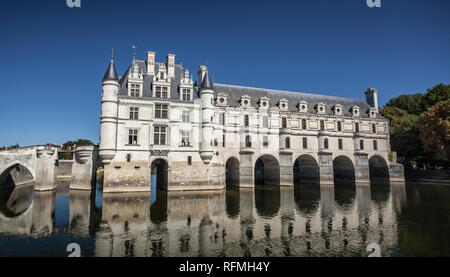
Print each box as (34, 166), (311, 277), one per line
(0, 181), (407, 257)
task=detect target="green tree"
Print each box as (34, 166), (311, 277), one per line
(380, 106), (426, 168)
(423, 83), (450, 110)
(418, 99), (450, 168)
(63, 139), (94, 147)
(380, 106), (408, 132)
(385, 93), (425, 115)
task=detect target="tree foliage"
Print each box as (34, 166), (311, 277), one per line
(418, 99), (450, 168)
(385, 93), (425, 115)
(381, 83), (450, 169)
(63, 139), (94, 147)
(423, 83), (450, 110)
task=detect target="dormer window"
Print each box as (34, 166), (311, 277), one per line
(351, 106), (360, 117)
(182, 88), (191, 101)
(368, 107), (377, 118)
(240, 95), (252, 108)
(130, 83), (141, 97)
(155, 86), (169, 98)
(160, 72), (164, 80)
(278, 99), (289, 111)
(316, 103), (326, 114)
(334, 104), (343, 116)
(259, 97), (270, 109)
(298, 101), (308, 113)
(216, 92), (228, 106)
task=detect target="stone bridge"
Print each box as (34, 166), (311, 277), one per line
(0, 145), (98, 191)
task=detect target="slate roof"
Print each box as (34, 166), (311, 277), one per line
(118, 60), (199, 100)
(200, 70), (213, 89)
(116, 61), (376, 118)
(213, 83), (376, 118)
(102, 59), (119, 82)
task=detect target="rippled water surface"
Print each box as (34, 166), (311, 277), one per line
(0, 181), (449, 257)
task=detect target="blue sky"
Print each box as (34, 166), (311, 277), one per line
(0, 0), (448, 146)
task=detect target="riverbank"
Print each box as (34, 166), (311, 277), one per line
(405, 169), (450, 184)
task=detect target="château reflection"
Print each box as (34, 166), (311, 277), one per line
(0, 179), (409, 257)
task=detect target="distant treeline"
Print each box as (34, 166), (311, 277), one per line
(58, 139), (94, 160)
(380, 83), (449, 169)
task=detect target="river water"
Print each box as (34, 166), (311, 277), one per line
(0, 180), (449, 257)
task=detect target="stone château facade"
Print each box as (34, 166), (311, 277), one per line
(98, 50), (404, 193)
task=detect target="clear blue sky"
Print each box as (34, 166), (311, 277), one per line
(0, 0), (448, 147)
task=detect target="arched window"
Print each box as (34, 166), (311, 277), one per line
(282, 117), (287, 128)
(337, 121), (342, 132)
(245, 135), (252, 148)
(285, 137), (290, 149)
(320, 120), (325, 131)
(302, 119), (307, 130)
(360, 140), (364, 150)
(373, 140), (378, 150)
(324, 138), (329, 149)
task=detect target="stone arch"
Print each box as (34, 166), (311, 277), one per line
(333, 155), (356, 205)
(151, 159), (169, 190)
(0, 162), (35, 189)
(254, 154), (280, 186)
(225, 157), (240, 187)
(253, 154), (280, 219)
(369, 155), (390, 184)
(293, 154), (320, 185)
(333, 155), (356, 186)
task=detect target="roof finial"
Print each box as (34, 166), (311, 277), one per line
(111, 48), (114, 61)
(206, 60), (208, 69)
(132, 45), (136, 63)
(180, 56), (183, 67)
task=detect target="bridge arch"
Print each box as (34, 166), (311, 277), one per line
(225, 157), (240, 187)
(333, 155), (356, 186)
(0, 161), (35, 179)
(293, 154), (320, 185)
(151, 159), (168, 190)
(253, 154), (280, 218)
(0, 162), (35, 189)
(254, 154), (280, 186)
(369, 155), (390, 186)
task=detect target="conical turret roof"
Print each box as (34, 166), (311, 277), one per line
(200, 70), (213, 89)
(102, 58), (119, 82)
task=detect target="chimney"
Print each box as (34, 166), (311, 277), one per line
(146, 51), (155, 75)
(167, 54), (175, 78)
(197, 65), (207, 87)
(365, 88), (379, 112)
